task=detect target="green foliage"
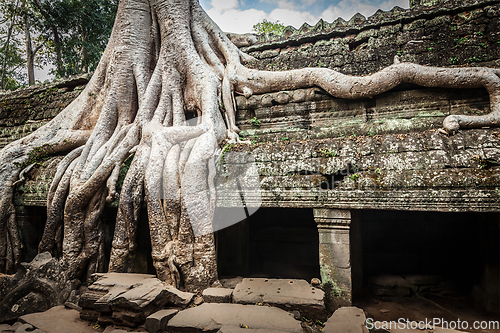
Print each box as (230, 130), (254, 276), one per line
(0, 0), (29, 89)
(252, 19), (286, 35)
(250, 117), (261, 127)
(318, 148), (337, 158)
(454, 37), (467, 47)
(39, 0), (118, 77)
(468, 56), (480, 63)
(15, 143), (55, 168)
(220, 143), (234, 164)
(450, 57), (458, 64)
(0, 0), (118, 89)
(348, 173), (359, 181)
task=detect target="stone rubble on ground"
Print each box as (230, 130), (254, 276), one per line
(2, 296), (473, 333)
(232, 278), (326, 321)
(166, 303), (304, 333)
(8, 274), (473, 333)
(78, 273), (193, 327)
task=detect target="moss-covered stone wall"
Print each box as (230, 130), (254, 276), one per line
(0, 74), (89, 149)
(1, 0), (499, 213)
(244, 0), (500, 75)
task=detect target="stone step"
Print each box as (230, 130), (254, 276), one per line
(202, 288), (233, 303)
(232, 278), (326, 321)
(166, 303), (303, 333)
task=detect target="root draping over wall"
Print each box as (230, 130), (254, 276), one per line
(0, 0), (499, 292)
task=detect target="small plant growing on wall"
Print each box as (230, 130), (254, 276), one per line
(251, 117), (261, 127)
(349, 173), (360, 181)
(318, 148), (338, 158)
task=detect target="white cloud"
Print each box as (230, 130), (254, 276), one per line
(210, 0), (239, 11)
(204, 0), (409, 34)
(321, 0), (409, 22)
(260, 0), (319, 9)
(205, 7), (268, 33)
(268, 8), (319, 27)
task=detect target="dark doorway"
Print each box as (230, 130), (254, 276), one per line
(215, 208), (320, 281)
(353, 210), (500, 325)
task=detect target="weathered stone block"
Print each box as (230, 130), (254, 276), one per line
(167, 303), (303, 333)
(323, 307), (368, 333)
(145, 309), (178, 333)
(202, 288), (233, 303)
(232, 278), (325, 321)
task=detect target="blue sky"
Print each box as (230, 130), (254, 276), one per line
(200, 0), (409, 33)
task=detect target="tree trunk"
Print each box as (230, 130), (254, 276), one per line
(1, 0), (20, 89)
(0, 0), (499, 290)
(23, 11), (35, 85)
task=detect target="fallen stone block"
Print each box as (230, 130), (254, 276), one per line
(145, 309), (178, 333)
(232, 278), (326, 321)
(101, 277), (193, 311)
(19, 306), (100, 333)
(322, 307), (368, 333)
(202, 288), (233, 303)
(167, 303), (303, 333)
(80, 273), (194, 327)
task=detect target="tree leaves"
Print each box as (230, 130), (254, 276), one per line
(0, 0), (118, 89)
(252, 19), (286, 36)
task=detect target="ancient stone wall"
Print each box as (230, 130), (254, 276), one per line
(0, 0), (499, 214)
(0, 74), (89, 149)
(245, 0), (500, 75)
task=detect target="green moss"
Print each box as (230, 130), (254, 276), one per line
(116, 153), (135, 193)
(15, 143), (56, 169)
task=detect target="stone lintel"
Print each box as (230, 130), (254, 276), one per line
(314, 208), (351, 230)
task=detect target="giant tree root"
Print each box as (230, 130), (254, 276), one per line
(0, 0), (498, 292)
